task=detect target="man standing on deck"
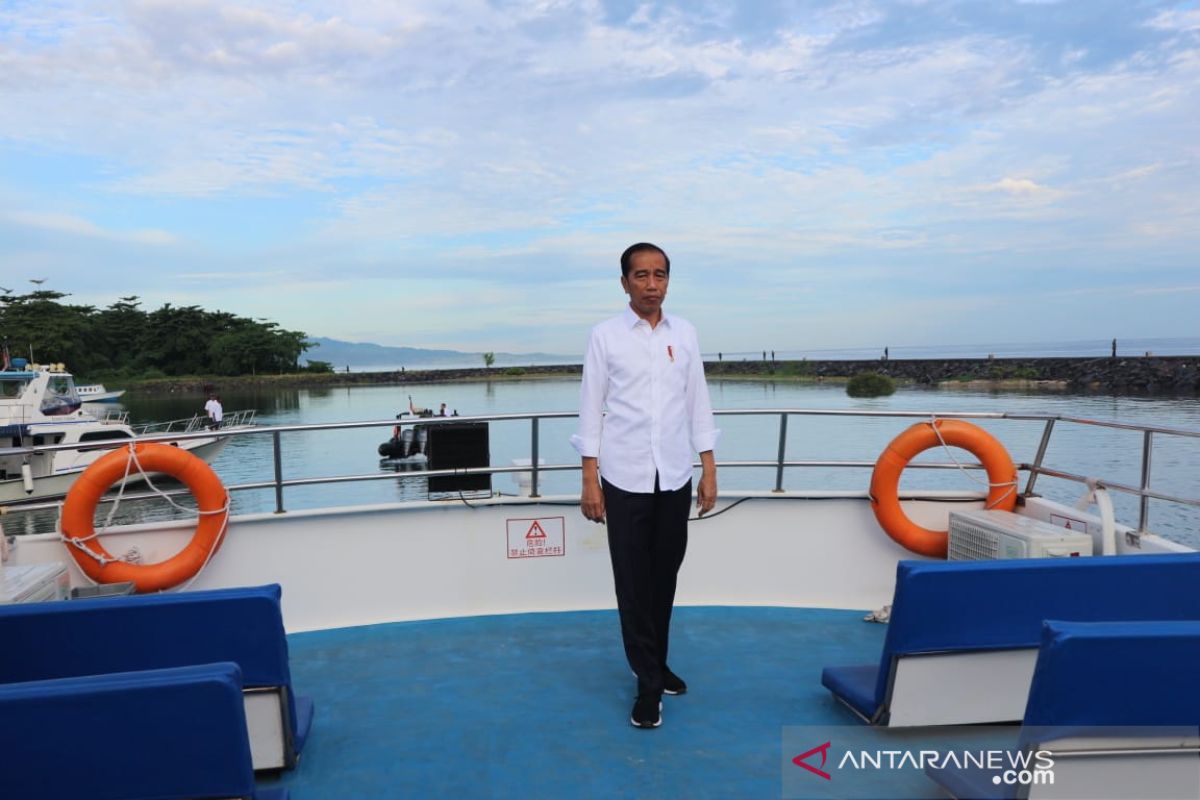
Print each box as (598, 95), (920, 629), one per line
(571, 242), (719, 729)
(204, 393), (223, 430)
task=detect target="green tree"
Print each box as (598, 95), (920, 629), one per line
(0, 290), (94, 370)
(140, 304), (213, 374)
(482, 352), (495, 369)
(94, 296), (147, 373)
(0, 288), (313, 378)
(209, 321), (311, 375)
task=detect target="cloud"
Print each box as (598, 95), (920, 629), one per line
(0, 1), (1196, 351)
(4, 211), (177, 245)
(986, 177), (1053, 197)
(1146, 8), (1200, 33)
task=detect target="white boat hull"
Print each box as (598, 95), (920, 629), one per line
(75, 383), (126, 403)
(5, 491), (1179, 633)
(79, 391), (125, 403)
(0, 436), (230, 505)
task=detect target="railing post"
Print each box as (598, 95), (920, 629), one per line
(1023, 418), (1056, 496)
(530, 417), (540, 499)
(1139, 430), (1153, 531)
(272, 430), (285, 514)
(774, 412), (788, 493)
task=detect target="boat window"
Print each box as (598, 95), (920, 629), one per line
(47, 375), (78, 396)
(78, 430), (133, 442)
(40, 375), (82, 416)
(32, 434), (66, 445)
(0, 378), (30, 398)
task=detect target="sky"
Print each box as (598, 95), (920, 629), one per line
(1, 0), (1197, 357)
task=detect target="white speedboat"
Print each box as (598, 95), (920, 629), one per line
(75, 383), (126, 403)
(2, 407), (1198, 799)
(0, 364), (253, 504)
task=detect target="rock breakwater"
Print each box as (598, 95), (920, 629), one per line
(129, 356), (1198, 395)
(708, 355), (1199, 394)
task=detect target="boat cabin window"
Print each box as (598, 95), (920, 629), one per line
(40, 375), (81, 416)
(0, 377), (31, 398)
(32, 434), (66, 446)
(78, 430), (133, 442)
(47, 375), (78, 396)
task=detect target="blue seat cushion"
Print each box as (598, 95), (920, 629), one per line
(0, 662), (255, 800)
(0, 583), (291, 688)
(0, 583), (310, 752)
(870, 553), (1200, 714)
(820, 664), (879, 721)
(1022, 619), (1200, 744)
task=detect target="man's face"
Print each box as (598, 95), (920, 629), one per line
(621, 250), (669, 319)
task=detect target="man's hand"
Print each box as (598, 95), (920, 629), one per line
(580, 456), (605, 523)
(581, 479), (606, 523)
(697, 451), (717, 517)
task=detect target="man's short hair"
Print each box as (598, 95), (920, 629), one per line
(620, 243), (670, 277)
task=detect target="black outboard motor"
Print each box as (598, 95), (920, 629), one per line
(379, 422), (420, 459)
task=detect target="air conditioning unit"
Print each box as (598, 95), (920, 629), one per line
(948, 510), (1093, 560)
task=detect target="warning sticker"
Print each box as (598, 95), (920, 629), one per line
(1049, 513), (1090, 533)
(506, 516), (566, 559)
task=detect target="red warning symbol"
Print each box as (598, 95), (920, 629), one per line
(526, 521), (548, 540)
(1050, 513), (1089, 533)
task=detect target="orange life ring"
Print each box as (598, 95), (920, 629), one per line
(869, 419), (1017, 558)
(61, 443), (229, 592)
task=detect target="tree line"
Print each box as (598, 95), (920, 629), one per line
(0, 290), (332, 377)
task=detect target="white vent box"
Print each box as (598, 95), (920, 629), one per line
(0, 563), (71, 603)
(948, 510), (1093, 561)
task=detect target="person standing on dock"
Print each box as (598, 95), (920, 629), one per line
(572, 242), (720, 730)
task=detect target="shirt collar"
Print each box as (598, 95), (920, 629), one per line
(622, 305), (672, 329)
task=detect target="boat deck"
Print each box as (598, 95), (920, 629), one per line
(258, 606), (961, 799)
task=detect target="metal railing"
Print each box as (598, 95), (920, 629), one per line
(4, 408), (1198, 534)
(132, 409), (258, 435)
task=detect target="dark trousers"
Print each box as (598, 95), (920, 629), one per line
(602, 475), (691, 697)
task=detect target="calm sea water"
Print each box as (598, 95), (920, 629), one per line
(10, 379), (1200, 547)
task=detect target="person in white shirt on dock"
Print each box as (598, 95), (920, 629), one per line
(571, 242), (720, 730)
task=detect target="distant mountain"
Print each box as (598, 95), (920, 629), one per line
(302, 337), (578, 371)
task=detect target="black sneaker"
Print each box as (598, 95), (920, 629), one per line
(663, 668), (688, 696)
(630, 694), (662, 728)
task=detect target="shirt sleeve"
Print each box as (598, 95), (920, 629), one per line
(570, 327), (606, 458)
(686, 327), (720, 454)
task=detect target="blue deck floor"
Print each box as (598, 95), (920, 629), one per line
(261, 606), (956, 799)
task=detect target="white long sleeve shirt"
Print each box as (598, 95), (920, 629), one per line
(570, 307), (720, 493)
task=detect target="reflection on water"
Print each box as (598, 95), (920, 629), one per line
(7, 380), (1200, 548)
(379, 458), (430, 503)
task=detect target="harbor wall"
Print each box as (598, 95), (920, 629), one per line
(134, 355), (1200, 394)
(706, 355), (1200, 393)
